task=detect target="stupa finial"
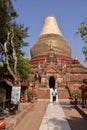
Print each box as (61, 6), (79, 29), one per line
(40, 16), (62, 36)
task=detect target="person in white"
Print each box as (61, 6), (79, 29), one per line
(52, 88), (57, 104)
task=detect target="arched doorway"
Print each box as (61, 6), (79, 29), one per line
(49, 76), (55, 88)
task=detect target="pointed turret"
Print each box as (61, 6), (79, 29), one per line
(40, 16), (62, 36)
(30, 16), (72, 59)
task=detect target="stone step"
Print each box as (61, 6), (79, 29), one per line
(58, 87), (66, 90)
(37, 86), (70, 99)
(38, 88), (50, 99)
(58, 88), (70, 99)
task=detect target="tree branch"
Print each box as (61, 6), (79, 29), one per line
(10, 29), (17, 73)
(3, 31), (17, 82)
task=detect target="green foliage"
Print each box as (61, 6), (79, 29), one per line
(17, 57), (31, 82)
(75, 89), (82, 99)
(8, 23), (29, 71)
(0, 0), (29, 64)
(76, 19), (87, 61)
(0, 63), (7, 75)
(0, 0), (18, 44)
(27, 90), (33, 101)
(12, 22), (29, 52)
(0, 0), (31, 83)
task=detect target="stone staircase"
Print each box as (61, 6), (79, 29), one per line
(38, 88), (50, 99)
(37, 87), (70, 99)
(57, 87), (70, 99)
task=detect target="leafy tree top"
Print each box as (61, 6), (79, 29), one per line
(0, 0), (31, 84)
(76, 18), (87, 61)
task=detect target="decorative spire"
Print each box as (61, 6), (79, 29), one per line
(74, 56), (78, 60)
(73, 56), (80, 64)
(49, 40), (53, 50)
(30, 16), (72, 59)
(40, 16), (63, 36)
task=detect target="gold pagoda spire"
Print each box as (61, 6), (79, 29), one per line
(40, 16), (62, 36)
(30, 16), (72, 58)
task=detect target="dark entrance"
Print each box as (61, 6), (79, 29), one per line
(49, 76), (55, 88)
(0, 80), (12, 108)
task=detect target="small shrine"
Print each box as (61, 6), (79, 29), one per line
(0, 71), (28, 111)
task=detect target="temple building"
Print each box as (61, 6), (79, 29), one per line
(30, 16), (87, 96)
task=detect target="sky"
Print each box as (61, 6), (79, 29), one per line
(12, 0), (87, 66)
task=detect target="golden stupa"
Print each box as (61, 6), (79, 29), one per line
(30, 16), (72, 59)
(30, 16), (87, 100)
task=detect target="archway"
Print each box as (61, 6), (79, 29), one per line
(49, 76), (55, 88)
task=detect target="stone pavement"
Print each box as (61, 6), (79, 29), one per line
(5, 88), (72, 130)
(5, 88), (71, 130)
(39, 88), (71, 130)
(39, 102), (71, 130)
(5, 88), (87, 130)
(13, 100), (48, 130)
(5, 102), (35, 130)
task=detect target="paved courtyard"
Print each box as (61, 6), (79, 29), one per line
(5, 89), (87, 130)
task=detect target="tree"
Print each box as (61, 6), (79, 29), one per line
(17, 57), (31, 82)
(75, 18), (87, 61)
(0, 0), (31, 84)
(0, 0), (18, 44)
